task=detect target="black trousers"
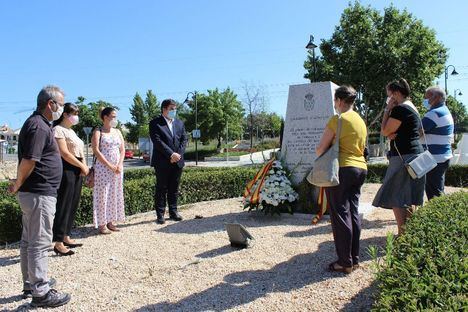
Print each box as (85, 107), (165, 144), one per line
(154, 165), (183, 218)
(53, 159), (83, 242)
(425, 160), (449, 200)
(325, 167), (367, 267)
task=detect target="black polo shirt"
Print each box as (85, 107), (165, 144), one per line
(18, 111), (63, 196)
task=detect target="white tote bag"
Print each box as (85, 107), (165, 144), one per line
(307, 117), (342, 187)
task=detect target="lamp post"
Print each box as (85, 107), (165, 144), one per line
(305, 35), (318, 82)
(226, 119), (229, 164)
(83, 127), (92, 165)
(184, 91), (199, 165)
(454, 89), (463, 100)
(444, 65), (459, 95)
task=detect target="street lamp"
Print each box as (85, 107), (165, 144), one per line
(183, 91), (199, 165)
(444, 65), (459, 95)
(454, 89), (463, 100)
(305, 35), (318, 82)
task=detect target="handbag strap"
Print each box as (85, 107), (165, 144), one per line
(92, 127), (102, 166)
(332, 116), (342, 152)
(392, 102), (428, 162)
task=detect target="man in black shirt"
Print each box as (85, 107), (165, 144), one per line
(8, 85), (71, 308)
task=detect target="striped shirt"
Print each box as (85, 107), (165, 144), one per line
(421, 103), (454, 163)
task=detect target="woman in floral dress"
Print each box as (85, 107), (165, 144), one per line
(91, 107), (125, 234)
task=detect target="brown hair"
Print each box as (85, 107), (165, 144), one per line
(160, 99), (177, 111)
(386, 78), (411, 98)
(99, 107), (115, 120)
(334, 85), (357, 105)
(53, 102), (79, 127)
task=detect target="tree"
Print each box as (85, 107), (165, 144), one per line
(445, 96), (467, 133)
(126, 91), (160, 144)
(304, 2), (447, 129)
(246, 112), (282, 139)
(184, 88), (244, 148)
(144, 90), (160, 121)
(242, 82), (267, 148)
(74, 98), (118, 140)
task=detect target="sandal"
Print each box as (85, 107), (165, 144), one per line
(98, 226), (112, 235)
(328, 262), (353, 274)
(107, 223), (120, 232)
(353, 264), (360, 271)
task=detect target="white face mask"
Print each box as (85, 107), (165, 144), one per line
(52, 104), (64, 121)
(109, 119), (118, 128)
(68, 115), (79, 126)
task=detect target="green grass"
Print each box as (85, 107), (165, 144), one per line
(213, 151), (250, 157)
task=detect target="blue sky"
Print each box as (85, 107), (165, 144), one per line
(1, 0), (467, 129)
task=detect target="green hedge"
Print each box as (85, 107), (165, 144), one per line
(0, 166), (258, 243)
(373, 191), (468, 311)
(365, 164), (468, 187)
(0, 198), (22, 243)
(1, 164), (467, 243)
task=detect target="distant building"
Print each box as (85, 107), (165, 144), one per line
(0, 125), (20, 153)
(0, 125), (19, 143)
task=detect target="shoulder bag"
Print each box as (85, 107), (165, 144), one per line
(307, 116), (342, 187)
(394, 104), (437, 179)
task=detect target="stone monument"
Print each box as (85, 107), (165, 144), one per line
(280, 81), (339, 185)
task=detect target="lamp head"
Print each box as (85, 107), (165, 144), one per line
(305, 35), (317, 49)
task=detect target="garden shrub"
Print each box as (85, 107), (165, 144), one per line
(445, 164), (468, 187)
(0, 164), (466, 243)
(373, 191), (468, 311)
(0, 166), (258, 242)
(0, 198), (22, 243)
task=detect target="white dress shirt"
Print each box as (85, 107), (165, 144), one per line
(164, 116), (174, 136)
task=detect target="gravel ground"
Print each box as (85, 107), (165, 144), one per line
(0, 161), (16, 180)
(0, 184), (464, 312)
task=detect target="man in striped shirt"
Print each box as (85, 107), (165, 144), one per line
(421, 86), (454, 200)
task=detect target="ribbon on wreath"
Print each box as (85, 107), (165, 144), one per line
(243, 157), (276, 205)
(312, 187), (329, 224)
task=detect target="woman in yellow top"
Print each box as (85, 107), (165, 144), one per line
(316, 85), (367, 274)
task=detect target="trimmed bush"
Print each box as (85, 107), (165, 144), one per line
(0, 166), (258, 242)
(445, 165), (468, 187)
(0, 198), (22, 243)
(365, 163), (467, 187)
(365, 163), (388, 183)
(373, 192), (468, 311)
(1, 164), (466, 243)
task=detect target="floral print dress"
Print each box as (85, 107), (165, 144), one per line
(93, 132), (125, 227)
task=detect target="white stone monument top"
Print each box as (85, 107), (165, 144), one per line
(280, 81), (339, 184)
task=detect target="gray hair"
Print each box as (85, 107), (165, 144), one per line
(426, 86), (446, 102)
(37, 85), (65, 110)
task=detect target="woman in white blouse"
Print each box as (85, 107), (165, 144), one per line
(52, 103), (89, 256)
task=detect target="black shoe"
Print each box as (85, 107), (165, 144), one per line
(63, 242), (83, 248)
(30, 289), (71, 308)
(53, 246), (75, 256)
(23, 278), (57, 299)
(169, 212), (183, 221)
(156, 218), (166, 224)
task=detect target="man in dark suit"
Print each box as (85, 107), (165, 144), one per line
(149, 99), (187, 224)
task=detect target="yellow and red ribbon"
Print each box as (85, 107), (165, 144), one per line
(312, 187), (329, 224)
(243, 157), (276, 205)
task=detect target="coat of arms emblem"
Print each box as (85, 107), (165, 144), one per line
(304, 93), (315, 111)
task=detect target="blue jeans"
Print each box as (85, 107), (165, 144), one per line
(425, 160), (450, 200)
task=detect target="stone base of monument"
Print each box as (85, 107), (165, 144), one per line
(293, 179), (321, 213)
